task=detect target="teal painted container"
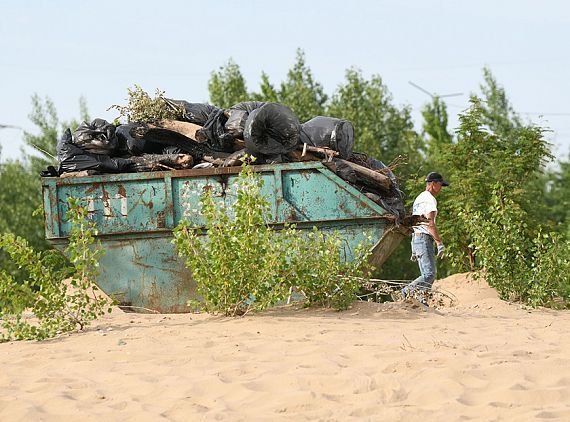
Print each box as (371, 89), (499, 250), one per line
(42, 162), (406, 313)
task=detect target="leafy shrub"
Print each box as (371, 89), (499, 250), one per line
(173, 163), (290, 316)
(0, 198), (112, 341)
(439, 98), (552, 274)
(287, 228), (371, 310)
(470, 190), (570, 307)
(173, 161), (370, 315)
(109, 84), (184, 123)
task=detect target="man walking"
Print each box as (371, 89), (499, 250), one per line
(402, 172), (449, 302)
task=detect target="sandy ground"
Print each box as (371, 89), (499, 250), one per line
(1, 273), (569, 421)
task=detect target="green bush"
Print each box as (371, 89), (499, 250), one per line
(287, 228), (371, 310)
(0, 198), (112, 341)
(173, 161), (370, 316)
(470, 190), (570, 307)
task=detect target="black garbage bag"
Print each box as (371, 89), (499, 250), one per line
(224, 109), (248, 138)
(243, 103), (300, 161)
(57, 128), (131, 174)
(161, 145), (184, 155)
(73, 118), (118, 155)
(137, 127), (219, 158)
(117, 123), (211, 157)
(230, 101), (266, 113)
(40, 166), (59, 177)
(195, 109), (234, 152)
(163, 99), (219, 126)
(224, 102), (266, 139)
(116, 123), (162, 156)
(299, 116), (354, 159)
(116, 123), (140, 155)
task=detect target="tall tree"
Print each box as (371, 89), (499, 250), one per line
(277, 49), (327, 122)
(0, 96), (88, 279)
(208, 59), (250, 108)
(23, 95), (89, 174)
(251, 72), (279, 103)
(478, 68), (553, 225)
(327, 68), (424, 177)
(478, 67), (523, 138)
(544, 156), (570, 235)
(422, 96), (453, 171)
(328, 69), (426, 281)
(439, 98), (551, 271)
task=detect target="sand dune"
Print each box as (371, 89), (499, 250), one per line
(1, 273), (569, 421)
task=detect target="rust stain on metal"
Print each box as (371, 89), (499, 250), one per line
(157, 211), (166, 228)
(85, 183), (101, 195)
(51, 189), (61, 226)
(118, 184), (126, 197)
(287, 210), (297, 221)
(338, 201), (350, 214)
(101, 186), (110, 202)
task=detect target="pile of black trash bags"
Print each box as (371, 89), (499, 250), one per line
(43, 100), (404, 217)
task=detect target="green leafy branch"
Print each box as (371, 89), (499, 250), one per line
(0, 198), (112, 342)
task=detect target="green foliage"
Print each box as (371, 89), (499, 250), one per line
(287, 228), (371, 310)
(195, 55), (570, 294)
(478, 67), (523, 138)
(251, 72), (279, 103)
(544, 156), (570, 234)
(439, 97), (552, 272)
(1, 96), (90, 282)
(173, 162), (290, 316)
(0, 159), (49, 280)
(276, 49), (328, 122)
(0, 198), (112, 342)
(23, 95), (89, 172)
(209, 51), (327, 122)
(421, 96), (453, 171)
(110, 85), (184, 123)
(173, 162), (369, 316)
(433, 94), (570, 307)
(470, 191), (570, 307)
(24, 94), (59, 168)
(208, 59), (250, 108)
(327, 68), (423, 178)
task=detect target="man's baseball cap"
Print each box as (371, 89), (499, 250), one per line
(426, 172), (449, 186)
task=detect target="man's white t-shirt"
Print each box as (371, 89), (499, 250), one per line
(412, 190), (437, 235)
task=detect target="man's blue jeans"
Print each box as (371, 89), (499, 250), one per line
(402, 233), (436, 296)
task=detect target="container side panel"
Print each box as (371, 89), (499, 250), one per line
(280, 169), (383, 222)
(56, 180), (168, 236)
(96, 236), (195, 313)
(42, 180), (59, 239)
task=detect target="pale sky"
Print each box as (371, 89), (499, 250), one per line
(1, 0), (569, 162)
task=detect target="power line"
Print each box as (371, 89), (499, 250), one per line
(519, 112), (570, 116)
(408, 81), (463, 98)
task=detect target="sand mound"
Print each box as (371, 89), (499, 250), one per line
(1, 273), (569, 421)
(434, 272), (498, 304)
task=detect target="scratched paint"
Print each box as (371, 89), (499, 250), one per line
(42, 162), (402, 313)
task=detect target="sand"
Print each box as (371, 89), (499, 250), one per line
(1, 273), (569, 421)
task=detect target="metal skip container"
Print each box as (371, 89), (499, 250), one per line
(42, 162), (407, 313)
